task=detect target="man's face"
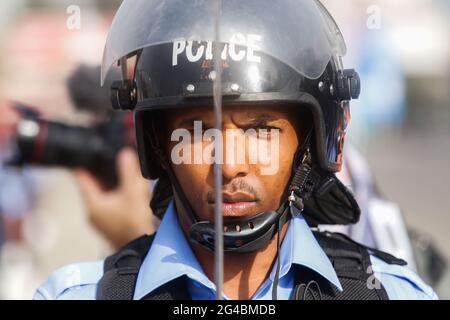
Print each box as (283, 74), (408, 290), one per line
(165, 104), (302, 222)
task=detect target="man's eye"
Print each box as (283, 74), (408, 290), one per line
(246, 126), (280, 139)
(256, 125), (277, 131)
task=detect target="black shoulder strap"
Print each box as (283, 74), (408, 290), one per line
(97, 230), (407, 300)
(96, 233), (192, 300)
(140, 275), (191, 300)
(291, 230), (406, 300)
(96, 234), (155, 300)
(314, 230), (407, 268)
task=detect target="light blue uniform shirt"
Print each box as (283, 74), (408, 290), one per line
(34, 201), (438, 300)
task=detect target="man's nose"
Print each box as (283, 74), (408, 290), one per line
(221, 130), (250, 181)
(222, 160), (250, 181)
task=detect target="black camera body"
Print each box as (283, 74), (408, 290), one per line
(8, 104), (135, 190)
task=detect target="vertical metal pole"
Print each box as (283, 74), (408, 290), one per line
(213, 0), (224, 301)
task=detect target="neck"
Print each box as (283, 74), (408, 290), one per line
(175, 197), (289, 300)
(174, 194), (290, 299)
(192, 221), (290, 300)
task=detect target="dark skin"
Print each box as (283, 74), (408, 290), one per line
(164, 104), (302, 299)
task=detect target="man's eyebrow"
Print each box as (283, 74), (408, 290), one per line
(243, 114), (279, 126)
(176, 114), (278, 128)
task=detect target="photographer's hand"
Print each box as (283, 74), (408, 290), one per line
(74, 147), (157, 249)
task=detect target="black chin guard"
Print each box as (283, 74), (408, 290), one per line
(189, 203), (298, 253)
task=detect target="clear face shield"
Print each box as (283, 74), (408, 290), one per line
(101, 0), (346, 85)
(101, 0), (349, 300)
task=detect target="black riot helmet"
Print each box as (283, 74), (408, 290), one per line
(101, 0), (361, 254)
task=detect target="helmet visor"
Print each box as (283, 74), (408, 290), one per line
(101, 0), (346, 85)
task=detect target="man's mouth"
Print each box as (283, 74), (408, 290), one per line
(208, 192), (258, 218)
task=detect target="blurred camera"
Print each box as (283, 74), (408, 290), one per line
(7, 103), (135, 190)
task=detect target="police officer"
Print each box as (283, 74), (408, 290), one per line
(35, 0), (437, 300)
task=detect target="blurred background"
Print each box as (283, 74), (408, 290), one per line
(0, 0), (449, 299)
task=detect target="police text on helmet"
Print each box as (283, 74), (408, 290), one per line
(172, 34), (263, 66)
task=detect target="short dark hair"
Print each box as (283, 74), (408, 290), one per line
(66, 64), (112, 117)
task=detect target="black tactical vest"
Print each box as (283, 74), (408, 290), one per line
(96, 231), (407, 300)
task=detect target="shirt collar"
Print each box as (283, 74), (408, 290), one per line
(286, 212), (343, 291)
(134, 201), (215, 300)
(134, 201), (342, 299)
